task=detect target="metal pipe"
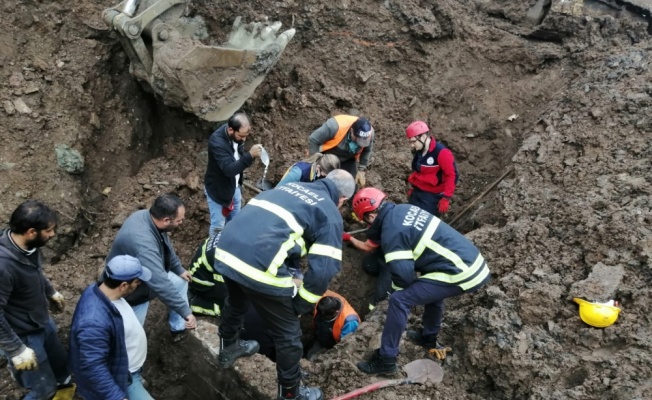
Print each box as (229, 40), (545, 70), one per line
(122, 0), (140, 17)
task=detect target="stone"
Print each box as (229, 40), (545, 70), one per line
(110, 210), (131, 228)
(90, 113), (101, 129)
(13, 98), (32, 114)
(23, 83), (39, 94)
(0, 162), (16, 171)
(9, 72), (24, 87)
(569, 263), (625, 302)
(3, 100), (15, 115)
(55, 144), (85, 174)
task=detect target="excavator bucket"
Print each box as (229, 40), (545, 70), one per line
(103, 0), (295, 121)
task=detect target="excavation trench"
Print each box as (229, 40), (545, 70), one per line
(2, 0), (651, 399)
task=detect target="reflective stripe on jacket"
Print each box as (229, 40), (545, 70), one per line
(377, 203), (490, 292)
(188, 234), (224, 288)
(214, 179), (344, 303)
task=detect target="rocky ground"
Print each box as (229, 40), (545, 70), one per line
(1, 0), (651, 399)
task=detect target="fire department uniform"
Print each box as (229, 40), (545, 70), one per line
(187, 233), (226, 317)
(408, 139), (458, 217)
(214, 179), (343, 386)
(367, 203), (490, 359)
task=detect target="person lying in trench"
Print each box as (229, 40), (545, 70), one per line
(307, 290), (360, 359)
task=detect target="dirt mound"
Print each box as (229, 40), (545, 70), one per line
(1, 0), (651, 399)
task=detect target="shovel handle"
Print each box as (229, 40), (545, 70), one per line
(330, 378), (408, 400)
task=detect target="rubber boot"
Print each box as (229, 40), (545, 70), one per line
(277, 381), (323, 400)
(356, 349), (398, 375)
(218, 337), (260, 368)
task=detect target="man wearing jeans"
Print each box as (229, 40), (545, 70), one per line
(70, 255), (154, 400)
(106, 194), (196, 340)
(0, 200), (73, 400)
(204, 111), (263, 235)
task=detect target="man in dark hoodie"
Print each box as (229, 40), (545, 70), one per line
(0, 200), (73, 400)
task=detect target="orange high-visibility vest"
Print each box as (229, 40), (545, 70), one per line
(314, 290), (360, 342)
(319, 115), (365, 160)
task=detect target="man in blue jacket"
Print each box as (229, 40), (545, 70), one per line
(204, 111), (264, 235)
(69, 255), (153, 400)
(215, 169), (355, 400)
(351, 188), (491, 374)
(0, 200), (73, 400)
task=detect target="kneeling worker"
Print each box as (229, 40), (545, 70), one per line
(187, 231), (227, 317)
(351, 188), (490, 374)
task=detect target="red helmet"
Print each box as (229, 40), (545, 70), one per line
(352, 188), (387, 221)
(405, 121), (429, 139)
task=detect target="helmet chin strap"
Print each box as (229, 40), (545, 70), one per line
(411, 134), (429, 154)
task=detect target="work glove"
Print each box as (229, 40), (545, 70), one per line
(438, 198), (450, 214)
(221, 200), (234, 217)
(342, 232), (352, 241)
(428, 345), (453, 360)
(52, 383), (77, 400)
(292, 295), (315, 317)
(355, 170), (366, 187)
(12, 347), (38, 371)
(49, 291), (65, 312)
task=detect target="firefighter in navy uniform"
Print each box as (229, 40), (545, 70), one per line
(214, 169), (356, 400)
(352, 188), (490, 374)
(187, 232), (227, 317)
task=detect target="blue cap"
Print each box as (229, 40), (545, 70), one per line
(105, 255), (152, 282)
(352, 117), (373, 147)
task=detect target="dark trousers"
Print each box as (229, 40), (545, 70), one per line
(380, 280), (462, 358)
(219, 277), (302, 385)
(4, 318), (69, 400)
(362, 249), (393, 305)
(408, 188), (444, 217)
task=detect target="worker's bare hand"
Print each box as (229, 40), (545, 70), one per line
(185, 314), (197, 330)
(249, 144), (263, 158)
(179, 270), (191, 282)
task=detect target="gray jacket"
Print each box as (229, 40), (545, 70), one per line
(106, 210), (191, 318)
(308, 117), (373, 170)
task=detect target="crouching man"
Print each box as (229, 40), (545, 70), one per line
(351, 188), (490, 374)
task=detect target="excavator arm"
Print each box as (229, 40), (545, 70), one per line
(103, 0), (295, 121)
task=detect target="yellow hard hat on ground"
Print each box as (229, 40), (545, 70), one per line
(573, 298), (621, 328)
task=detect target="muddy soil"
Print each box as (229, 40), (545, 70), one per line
(1, 0), (651, 399)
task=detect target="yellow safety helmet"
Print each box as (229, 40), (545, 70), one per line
(573, 298), (621, 328)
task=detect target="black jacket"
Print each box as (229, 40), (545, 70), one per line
(0, 230), (56, 356)
(204, 123), (255, 207)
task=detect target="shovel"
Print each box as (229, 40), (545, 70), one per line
(330, 359), (443, 400)
(256, 146), (274, 191)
